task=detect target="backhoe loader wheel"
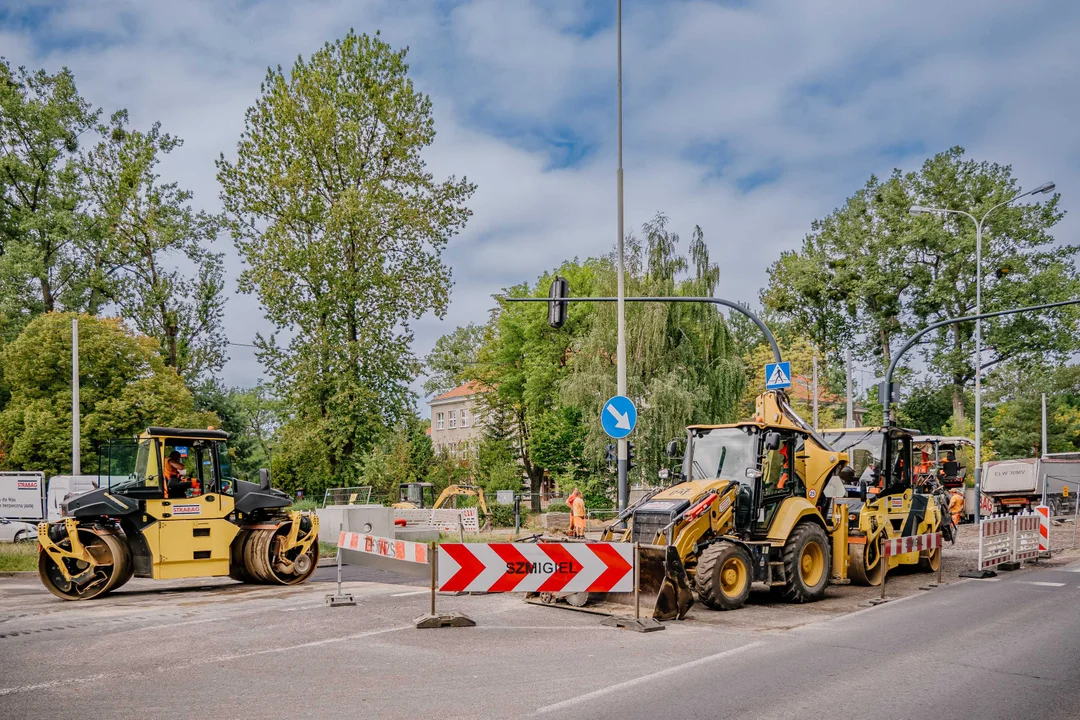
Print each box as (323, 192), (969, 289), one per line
(779, 523), (830, 603)
(696, 541), (752, 611)
(38, 528), (131, 601)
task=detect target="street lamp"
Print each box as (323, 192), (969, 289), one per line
(909, 181), (1056, 525)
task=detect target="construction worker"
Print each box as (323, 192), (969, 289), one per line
(568, 489), (587, 538)
(914, 451), (932, 486)
(948, 488), (965, 527)
(164, 451), (192, 498)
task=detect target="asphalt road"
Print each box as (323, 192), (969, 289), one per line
(1, 556), (1078, 719)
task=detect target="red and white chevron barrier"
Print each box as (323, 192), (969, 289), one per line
(338, 531), (429, 564)
(437, 542), (634, 593)
(1035, 504), (1051, 553)
(881, 532), (942, 557)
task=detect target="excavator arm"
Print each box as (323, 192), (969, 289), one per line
(433, 484), (489, 515)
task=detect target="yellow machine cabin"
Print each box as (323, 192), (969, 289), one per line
(37, 427), (319, 600)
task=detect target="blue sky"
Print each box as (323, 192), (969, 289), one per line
(3, 0), (1078, 406)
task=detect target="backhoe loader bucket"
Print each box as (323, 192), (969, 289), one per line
(526, 545), (693, 621)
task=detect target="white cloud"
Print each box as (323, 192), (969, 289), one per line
(4, 0), (1077, 411)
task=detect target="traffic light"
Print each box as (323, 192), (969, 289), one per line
(627, 441), (636, 471)
(605, 443), (616, 469)
(547, 276), (569, 328)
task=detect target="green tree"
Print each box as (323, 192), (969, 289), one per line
(423, 322), (484, 396)
(192, 380), (282, 479)
(0, 312), (215, 477)
(0, 60), (99, 340)
(80, 111), (227, 382)
(217, 31), (475, 485)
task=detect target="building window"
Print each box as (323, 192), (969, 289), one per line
(449, 410), (457, 429)
(461, 408), (469, 427)
(437, 413), (444, 430)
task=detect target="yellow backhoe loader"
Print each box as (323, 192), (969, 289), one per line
(394, 482), (489, 515)
(821, 427), (944, 585)
(37, 427), (319, 600)
(530, 390), (853, 619)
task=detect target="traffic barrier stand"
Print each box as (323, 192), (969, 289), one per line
(416, 543), (475, 629)
(961, 514), (1012, 578)
(1014, 512), (1041, 564)
(878, 532), (943, 601)
(1035, 504), (1051, 558)
(434, 540), (648, 631)
(325, 524), (355, 607)
(599, 543), (663, 632)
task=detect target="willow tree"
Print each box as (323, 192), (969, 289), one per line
(562, 214), (746, 480)
(217, 31), (475, 487)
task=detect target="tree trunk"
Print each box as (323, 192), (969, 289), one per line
(40, 275), (54, 312)
(952, 378), (965, 424)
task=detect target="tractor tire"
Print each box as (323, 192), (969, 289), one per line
(695, 541), (752, 611)
(779, 523), (830, 603)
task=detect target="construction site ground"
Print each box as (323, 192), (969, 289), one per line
(1, 525), (1078, 719)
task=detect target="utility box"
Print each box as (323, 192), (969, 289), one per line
(496, 490), (515, 506)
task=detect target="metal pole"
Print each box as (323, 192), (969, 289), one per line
(1041, 393), (1048, 458)
(845, 348), (854, 428)
(72, 317), (80, 475)
(615, 0), (628, 513)
(974, 219), (983, 527)
(336, 523), (344, 597)
(812, 351), (819, 431)
(430, 543), (437, 617)
(879, 534), (887, 600)
(633, 541), (640, 620)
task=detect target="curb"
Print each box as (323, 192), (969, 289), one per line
(0, 571), (37, 578)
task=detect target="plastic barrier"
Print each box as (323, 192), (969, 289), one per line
(979, 516), (1014, 571)
(881, 532), (942, 557)
(1014, 513), (1041, 562)
(1035, 504), (1051, 553)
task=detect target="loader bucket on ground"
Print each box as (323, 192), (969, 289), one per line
(525, 545), (694, 621)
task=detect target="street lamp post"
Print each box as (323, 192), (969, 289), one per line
(910, 181), (1055, 525)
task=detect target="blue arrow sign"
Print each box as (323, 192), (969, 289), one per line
(765, 361), (792, 390)
(601, 395), (637, 439)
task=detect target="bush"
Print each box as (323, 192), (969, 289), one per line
(547, 502), (571, 514)
(488, 502), (515, 528)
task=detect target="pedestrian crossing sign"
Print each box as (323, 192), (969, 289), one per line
(765, 361), (792, 390)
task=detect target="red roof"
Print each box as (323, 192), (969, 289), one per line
(430, 380), (489, 402)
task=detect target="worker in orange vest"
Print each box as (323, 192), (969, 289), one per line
(948, 488), (965, 526)
(914, 451), (932, 487)
(568, 489), (587, 538)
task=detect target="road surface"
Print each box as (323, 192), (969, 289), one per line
(1, 557), (1077, 719)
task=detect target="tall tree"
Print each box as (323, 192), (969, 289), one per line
(0, 60), (98, 339)
(80, 111), (227, 382)
(0, 312), (215, 477)
(423, 322), (484, 396)
(217, 31), (475, 483)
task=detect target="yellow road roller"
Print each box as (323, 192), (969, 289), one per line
(37, 426), (319, 600)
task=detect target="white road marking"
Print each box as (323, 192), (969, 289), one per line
(390, 589), (429, 597)
(1017, 581), (1066, 587)
(532, 641), (764, 715)
(0, 625), (413, 697)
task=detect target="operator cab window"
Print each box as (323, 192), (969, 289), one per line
(162, 440), (224, 498)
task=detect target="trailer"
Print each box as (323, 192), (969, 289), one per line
(979, 455), (1080, 517)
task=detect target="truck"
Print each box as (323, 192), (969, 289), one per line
(979, 455), (1080, 517)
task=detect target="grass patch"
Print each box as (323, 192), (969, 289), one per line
(0, 541), (38, 572)
(319, 541), (339, 558)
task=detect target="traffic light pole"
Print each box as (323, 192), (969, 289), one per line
(508, 294), (783, 511)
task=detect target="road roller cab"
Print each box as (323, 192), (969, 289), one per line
(37, 427), (319, 600)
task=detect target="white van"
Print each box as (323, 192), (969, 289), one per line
(46, 475), (100, 521)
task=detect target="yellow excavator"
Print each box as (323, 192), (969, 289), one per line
(821, 427), (944, 584)
(37, 427), (319, 600)
(393, 482), (489, 515)
(531, 390), (853, 618)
